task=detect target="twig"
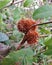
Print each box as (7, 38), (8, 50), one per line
(6, 31), (52, 38)
(30, 21), (52, 30)
(32, 62), (39, 65)
(47, 59), (52, 63)
(4, 0), (23, 8)
(6, 31), (12, 34)
(13, 1), (23, 5)
(0, 0), (23, 10)
(0, 0), (14, 10)
(5, 0), (14, 7)
(40, 34), (52, 38)
(10, 0), (14, 5)
(24, 21), (52, 34)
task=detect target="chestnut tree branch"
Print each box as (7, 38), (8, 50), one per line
(17, 21), (52, 50)
(30, 21), (52, 30)
(4, 0), (23, 8)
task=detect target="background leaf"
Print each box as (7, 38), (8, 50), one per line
(33, 5), (52, 19)
(24, 0), (33, 7)
(13, 30), (23, 42)
(13, 8), (23, 21)
(0, 13), (3, 22)
(0, 32), (9, 42)
(1, 48), (33, 65)
(0, 0), (11, 9)
(40, 27), (50, 34)
(44, 36), (52, 55)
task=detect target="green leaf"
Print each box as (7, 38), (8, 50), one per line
(13, 8), (23, 21)
(0, 32), (9, 42)
(44, 36), (52, 47)
(0, 13), (2, 22)
(33, 5), (52, 19)
(0, 21), (6, 31)
(4, 40), (11, 45)
(0, 0), (11, 9)
(13, 30), (23, 42)
(24, 0), (33, 7)
(1, 48), (33, 65)
(44, 36), (52, 55)
(40, 27), (50, 34)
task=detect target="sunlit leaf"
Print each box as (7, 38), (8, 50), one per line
(0, 0), (11, 9)
(33, 5), (52, 19)
(24, 0), (33, 7)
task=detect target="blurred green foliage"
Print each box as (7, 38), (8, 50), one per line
(0, 0), (52, 65)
